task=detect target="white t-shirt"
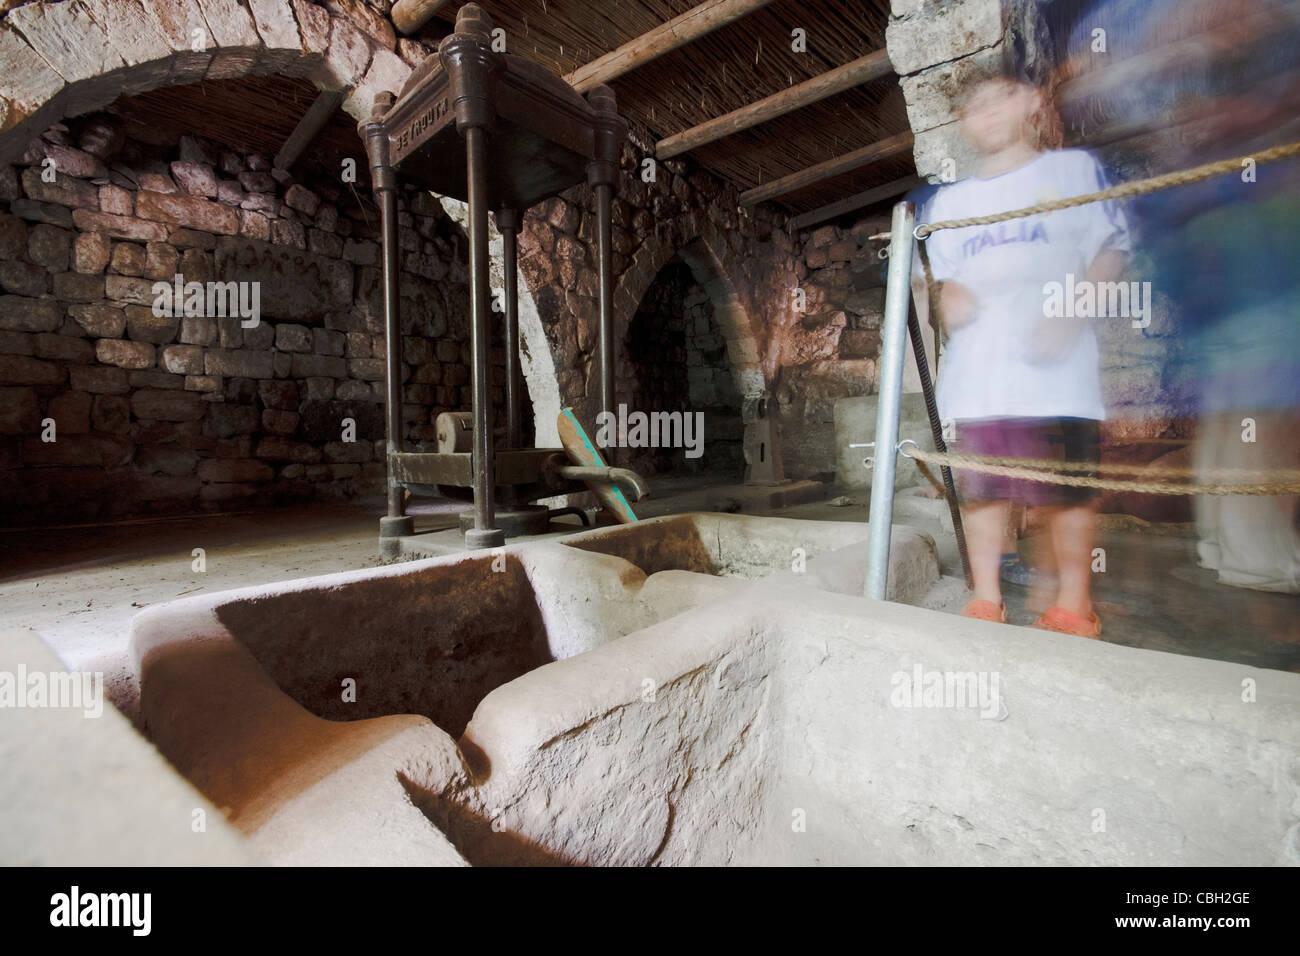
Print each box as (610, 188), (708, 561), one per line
(921, 149), (1130, 422)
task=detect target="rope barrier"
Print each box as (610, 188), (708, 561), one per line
(913, 140), (1300, 238)
(895, 140), (1300, 500)
(905, 447), (1300, 496)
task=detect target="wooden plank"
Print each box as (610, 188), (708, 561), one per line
(565, 0), (777, 94)
(273, 89), (345, 172)
(788, 174), (925, 231)
(656, 49), (893, 159)
(739, 130), (914, 206)
(557, 408), (639, 524)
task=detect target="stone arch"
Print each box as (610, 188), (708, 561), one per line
(612, 225), (765, 409)
(0, 0), (410, 164)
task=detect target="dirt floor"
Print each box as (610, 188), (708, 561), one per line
(2, 482), (1296, 723)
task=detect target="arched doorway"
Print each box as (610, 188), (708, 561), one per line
(620, 255), (743, 479)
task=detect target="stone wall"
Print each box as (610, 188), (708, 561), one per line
(776, 221), (890, 480)
(513, 120), (897, 484)
(622, 259), (743, 477)
(681, 276), (743, 476)
(0, 115), (501, 524)
(888, 0), (1054, 181)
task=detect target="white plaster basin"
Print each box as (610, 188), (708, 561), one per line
(127, 513), (1299, 866)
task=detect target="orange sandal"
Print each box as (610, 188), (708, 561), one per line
(961, 599), (1007, 623)
(1034, 605), (1102, 638)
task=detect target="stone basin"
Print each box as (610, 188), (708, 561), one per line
(128, 513), (1300, 866)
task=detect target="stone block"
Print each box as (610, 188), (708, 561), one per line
(243, 321), (274, 350)
(170, 161), (218, 197)
(291, 353), (347, 379)
(67, 303), (125, 338)
(347, 358), (385, 381)
(47, 389), (92, 433)
(71, 209), (168, 242)
(34, 332), (94, 363)
(885, 0), (1005, 76)
(0, 386), (40, 433)
(125, 307), (179, 344)
(10, 200), (74, 228)
(0, 261), (49, 298)
(73, 232), (112, 273)
(0, 331), (34, 355)
(197, 458), (275, 483)
(99, 184), (132, 215)
(29, 223), (72, 271)
(53, 272), (104, 302)
(136, 190), (239, 235)
(215, 236), (353, 319)
(255, 436), (318, 462)
(205, 402), (260, 437)
(0, 212), (27, 260)
(20, 168), (98, 210)
(131, 388), (205, 422)
(0, 354), (63, 384)
(284, 183), (319, 216)
(95, 338), (156, 369)
(160, 344), (205, 374)
(167, 228), (217, 250)
(258, 380), (298, 410)
(128, 370), (186, 390)
(136, 444), (199, 476)
(91, 393), (131, 432)
(179, 315), (218, 346)
(0, 296), (63, 333)
(22, 434), (131, 467)
(260, 408), (300, 436)
(71, 365), (129, 395)
(204, 348), (274, 378)
(184, 375), (222, 392)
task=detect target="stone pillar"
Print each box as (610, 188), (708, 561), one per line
(887, 0), (1054, 183)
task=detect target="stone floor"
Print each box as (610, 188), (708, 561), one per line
(773, 493), (1300, 673)
(2, 475), (1296, 724)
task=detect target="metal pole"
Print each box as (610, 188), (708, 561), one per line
(499, 207), (522, 449)
(865, 200), (916, 600)
(379, 186), (403, 517)
(464, 126), (504, 549)
(907, 298), (973, 589)
(363, 93), (413, 557)
(595, 181), (615, 425)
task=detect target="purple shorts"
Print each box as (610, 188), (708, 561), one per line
(953, 417), (1101, 507)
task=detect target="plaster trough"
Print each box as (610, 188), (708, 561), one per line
(128, 512), (1300, 867)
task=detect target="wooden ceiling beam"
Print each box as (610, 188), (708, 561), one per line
(391, 0), (454, 35)
(739, 130), (914, 206)
(657, 48), (893, 160)
(274, 89), (346, 172)
(788, 174), (925, 231)
(565, 0), (777, 94)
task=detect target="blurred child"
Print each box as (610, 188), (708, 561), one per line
(924, 67), (1130, 636)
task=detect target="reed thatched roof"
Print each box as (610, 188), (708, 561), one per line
(107, 0), (914, 224)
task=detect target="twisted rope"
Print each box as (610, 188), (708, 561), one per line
(901, 141), (1300, 498)
(907, 447), (1300, 496)
(913, 141), (1300, 238)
